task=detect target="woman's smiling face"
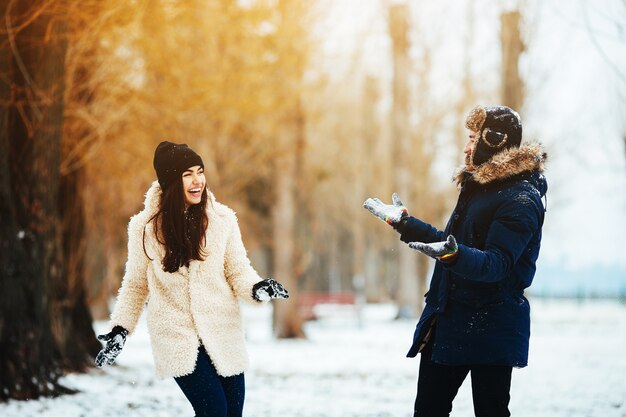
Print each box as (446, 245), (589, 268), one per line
(182, 165), (205, 208)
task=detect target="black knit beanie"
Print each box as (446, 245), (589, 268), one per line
(153, 141), (204, 189)
(465, 105), (522, 166)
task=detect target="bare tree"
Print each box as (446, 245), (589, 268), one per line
(501, 10), (525, 111)
(270, 0), (310, 338)
(0, 0), (74, 400)
(582, 0), (626, 84)
(356, 77), (380, 303)
(388, 4), (419, 318)
(272, 110), (306, 338)
(581, 0), (626, 162)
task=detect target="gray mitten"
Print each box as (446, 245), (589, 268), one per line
(95, 325), (128, 367)
(363, 193), (408, 225)
(252, 279), (289, 302)
(408, 235), (459, 263)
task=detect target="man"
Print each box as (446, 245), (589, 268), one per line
(364, 105), (547, 417)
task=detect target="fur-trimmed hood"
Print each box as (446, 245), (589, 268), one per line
(454, 142), (547, 191)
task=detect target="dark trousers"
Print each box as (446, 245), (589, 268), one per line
(174, 346), (245, 417)
(414, 339), (512, 417)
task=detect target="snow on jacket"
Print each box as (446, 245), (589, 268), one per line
(109, 181), (264, 378)
(401, 143), (547, 367)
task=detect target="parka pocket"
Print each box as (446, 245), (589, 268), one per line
(449, 280), (504, 309)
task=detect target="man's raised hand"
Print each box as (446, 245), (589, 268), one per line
(363, 193), (408, 225)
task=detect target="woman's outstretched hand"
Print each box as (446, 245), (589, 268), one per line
(95, 325), (128, 367)
(252, 279), (289, 302)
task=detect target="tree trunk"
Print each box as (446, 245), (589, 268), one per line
(272, 114), (305, 338)
(53, 28), (105, 369)
(388, 4), (419, 318)
(52, 164), (101, 370)
(0, 0), (73, 400)
(454, 1), (477, 150)
(500, 10), (525, 111)
(359, 76), (382, 303)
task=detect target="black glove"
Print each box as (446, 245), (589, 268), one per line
(408, 235), (459, 263)
(252, 279), (289, 302)
(95, 325), (128, 367)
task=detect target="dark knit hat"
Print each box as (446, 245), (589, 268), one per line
(465, 105), (522, 166)
(153, 141), (204, 189)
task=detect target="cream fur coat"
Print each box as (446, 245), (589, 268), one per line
(109, 181), (264, 378)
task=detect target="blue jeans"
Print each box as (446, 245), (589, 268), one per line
(174, 346), (245, 417)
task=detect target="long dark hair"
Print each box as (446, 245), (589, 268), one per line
(145, 178), (209, 273)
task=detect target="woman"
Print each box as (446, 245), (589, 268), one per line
(95, 141), (289, 417)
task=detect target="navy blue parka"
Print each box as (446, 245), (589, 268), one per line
(401, 143), (547, 367)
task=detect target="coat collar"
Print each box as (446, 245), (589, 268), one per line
(142, 180), (218, 216)
(454, 142), (547, 187)
(140, 181), (226, 276)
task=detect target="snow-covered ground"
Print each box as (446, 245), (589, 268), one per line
(2, 298), (625, 417)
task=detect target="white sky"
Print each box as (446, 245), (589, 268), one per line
(523, 1), (626, 269)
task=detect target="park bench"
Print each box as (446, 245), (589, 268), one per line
(298, 291), (360, 321)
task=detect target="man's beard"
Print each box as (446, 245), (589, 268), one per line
(464, 153), (476, 171)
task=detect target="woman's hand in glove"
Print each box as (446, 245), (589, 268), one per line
(95, 325), (128, 367)
(252, 279), (289, 302)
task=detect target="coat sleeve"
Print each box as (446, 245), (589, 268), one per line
(109, 214), (150, 334)
(445, 191), (543, 283)
(400, 216), (446, 244)
(223, 212), (264, 304)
